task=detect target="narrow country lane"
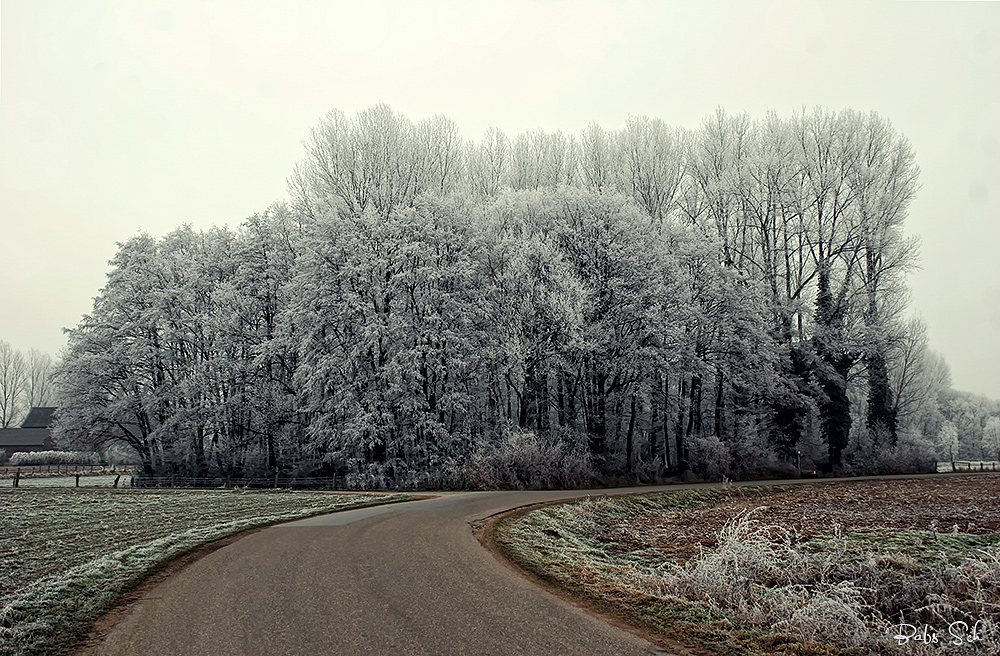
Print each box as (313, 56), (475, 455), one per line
(82, 489), (678, 656)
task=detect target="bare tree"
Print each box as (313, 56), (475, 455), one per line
(295, 104), (423, 219)
(417, 114), (464, 195)
(618, 115), (687, 221)
(467, 126), (510, 197)
(578, 122), (620, 193)
(0, 340), (27, 427)
(507, 129), (578, 190)
(26, 349), (55, 408)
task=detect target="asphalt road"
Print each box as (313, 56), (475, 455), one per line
(83, 488), (679, 656)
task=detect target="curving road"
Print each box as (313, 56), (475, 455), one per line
(82, 489), (681, 656)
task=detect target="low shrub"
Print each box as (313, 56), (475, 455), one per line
(8, 451), (101, 467)
(458, 427), (593, 489)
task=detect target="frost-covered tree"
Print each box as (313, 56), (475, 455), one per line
(935, 421), (959, 463)
(287, 196), (493, 486)
(292, 104), (425, 220)
(54, 104), (947, 486)
(618, 115), (687, 222)
(850, 113), (920, 449)
(983, 416), (1000, 462)
(939, 390), (1000, 460)
(466, 126), (510, 198)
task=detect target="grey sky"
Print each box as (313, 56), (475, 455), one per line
(2, 0), (998, 398)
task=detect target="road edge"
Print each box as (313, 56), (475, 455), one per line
(67, 492), (424, 656)
(475, 499), (714, 656)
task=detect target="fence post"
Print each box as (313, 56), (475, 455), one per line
(75, 474), (80, 487)
(274, 473), (280, 489)
(113, 474), (121, 488)
(13, 469), (19, 488)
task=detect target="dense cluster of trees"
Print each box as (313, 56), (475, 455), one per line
(52, 105), (997, 487)
(0, 340), (55, 428)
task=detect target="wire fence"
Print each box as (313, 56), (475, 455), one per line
(130, 475), (339, 490)
(0, 464), (137, 476)
(2, 467), (336, 490)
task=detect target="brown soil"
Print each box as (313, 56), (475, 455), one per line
(602, 475), (1000, 560)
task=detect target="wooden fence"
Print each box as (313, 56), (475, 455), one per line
(939, 460), (999, 473)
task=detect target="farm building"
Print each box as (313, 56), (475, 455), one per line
(0, 407), (57, 460)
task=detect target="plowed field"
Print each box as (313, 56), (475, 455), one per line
(609, 475), (1000, 560)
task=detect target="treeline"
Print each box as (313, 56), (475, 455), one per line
(54, 105), (981, 488)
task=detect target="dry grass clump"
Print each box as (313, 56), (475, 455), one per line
(657, 508), (995, 651)
(495, 484), (1000, 655)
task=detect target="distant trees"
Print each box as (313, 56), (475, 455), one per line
(0, 340), (55, 427)
(984, 416), (1000, 462)
(0, 340), (27, 427)
(939, 388), (1000, 461)
(54, 105), (994, 487)
(26, 349), (55, 409)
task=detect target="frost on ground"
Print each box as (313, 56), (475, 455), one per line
(495, 477), (1000, 656)
(0, 488), (409, 656)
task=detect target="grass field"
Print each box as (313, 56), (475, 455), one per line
(0, 487), (411, 656)
(492, 475), (1000, 656)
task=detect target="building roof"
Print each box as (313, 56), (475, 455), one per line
(21, 407), (57, 428)
(0, 428), (53, 447)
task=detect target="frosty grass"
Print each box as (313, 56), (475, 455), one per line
(0, 487), (409, 656)
(496, 487), (1000, 656)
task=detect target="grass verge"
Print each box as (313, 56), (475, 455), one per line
(488, 483), (999, 655)
(0, 488), (411, 656)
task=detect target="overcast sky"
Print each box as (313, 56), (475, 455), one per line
(2, 0), (998, 398)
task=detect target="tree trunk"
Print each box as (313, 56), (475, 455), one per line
(675, 377), (689, 473)
(625, 393), (637, 474)
(866, 350), (898, 447)
(686, 373), (702, 441)
(662, 373), (672, 474)
(714, 369), (724, 439)
(587, 367), (608, 463)
(814, 260), (853, 468)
